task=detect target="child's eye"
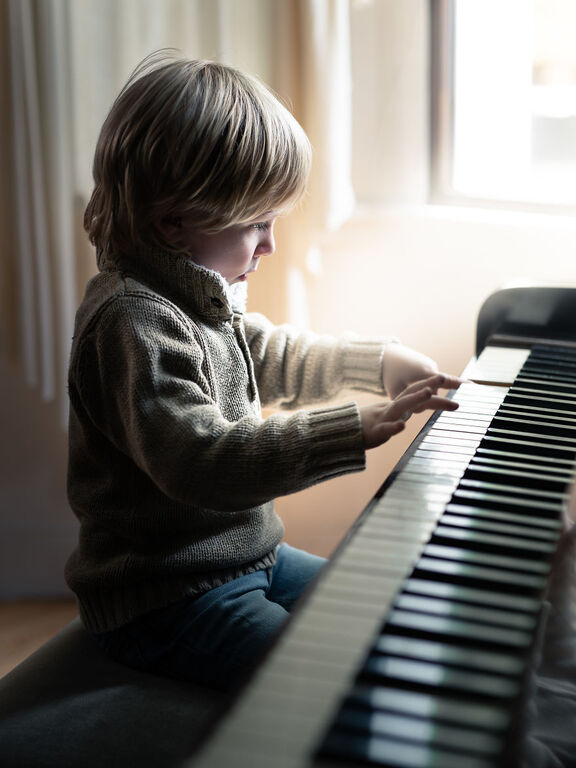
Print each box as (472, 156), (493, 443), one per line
(252, 221), (270, 232)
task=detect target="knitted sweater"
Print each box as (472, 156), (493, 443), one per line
(65, 246), (395, 633)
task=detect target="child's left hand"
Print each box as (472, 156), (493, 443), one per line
(382, 343), (463, 398)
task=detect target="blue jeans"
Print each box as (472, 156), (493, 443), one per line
(93, 544), (326, 690)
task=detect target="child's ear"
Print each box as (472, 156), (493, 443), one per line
(156, 215), (183, 243)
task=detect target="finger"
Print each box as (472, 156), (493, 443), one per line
(412, 395), (459, 413)
(399, 374), (448, 396)
(437, 373), (466, 390)
(374, 419), (405, 445)
(387, 387), (433, 420)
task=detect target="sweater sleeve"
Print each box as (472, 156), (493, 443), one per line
(70, 295), (366, 513)
(243, 312), (399, 409)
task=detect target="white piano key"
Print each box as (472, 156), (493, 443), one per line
(358, 518), (436, 543)
(427, 429), (484, 446)
(432, 420), (492, 435)
(396, 469), (463, 485)
(409, 456), (470, 474)
(422, 434), (482, 450)
(416, 443), (480, 460)
(312, 568), (401, 596)
(384, 479), (458, 499)
(343, 538), (423, 566)
(464, 346), (530, 385)
(414, 446), (479, 462)
(435, 411), (495, 423)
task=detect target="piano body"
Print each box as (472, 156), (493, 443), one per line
(191, 287), (576, 768)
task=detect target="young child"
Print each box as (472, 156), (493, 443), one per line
(65, 51), (461, 691)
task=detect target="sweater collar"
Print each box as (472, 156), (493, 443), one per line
(97, 247), (247, 321)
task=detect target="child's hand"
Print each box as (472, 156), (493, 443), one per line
(360, 374), (459, 449)
(383, 343), (462, 399)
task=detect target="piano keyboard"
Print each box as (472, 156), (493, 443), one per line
(190, 344), (576, 768)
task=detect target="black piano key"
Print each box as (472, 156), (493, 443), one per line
(393, 593), (536, 631)
(403, 577), (541, 613)
(462, 466), (570, 495)
(530, 344), (576, 357)
(499, 401), (576, 421)
(346, 684), (511, 731)
(423, 544), (551, 574)
(373, 634), (525, 675)
(458, 478), (567, 502)
(385, 609), (531, 651)
(443, 502), (563, 531)
(475, 445), (576, 467)
(439, 512), (560, 541)
(452, 488), (563, 515)
(333, 706), (503, 757)
(527, 347), (576, 364)
(487, 425), (576, 446)
(478, 434), (576, 459)
(361, 653), (521, 698)
(519, 372), (576, 388)
(509, 384), (576, 402)
(496, 405), (576, 424)
(415, 556), (547, 591)
(431, 524), (557, 557)
(490, 417), (576, 441)
(517, 369), (576, 384)
(504, 391), (576, 413)
(318, 729), (495, 768)
(514, 379), (576, 396)
(470, 453), (574, 478)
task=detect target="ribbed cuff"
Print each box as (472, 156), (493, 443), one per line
(341, 337), (399, 393)
(303, 401), (366, 482)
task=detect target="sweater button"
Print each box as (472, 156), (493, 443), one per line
(210, 297), (224, 308)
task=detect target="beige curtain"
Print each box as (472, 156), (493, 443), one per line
(1, 0), (354, 423)
(268, 0), (354, 326)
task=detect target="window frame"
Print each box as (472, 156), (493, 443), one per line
(429, 0), (576, 216)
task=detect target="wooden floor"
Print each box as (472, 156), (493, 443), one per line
(0, 599), (78, 679)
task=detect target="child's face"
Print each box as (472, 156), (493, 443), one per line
(179, 215), (277, 285)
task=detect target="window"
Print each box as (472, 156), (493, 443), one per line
(431, 0), (576, 211)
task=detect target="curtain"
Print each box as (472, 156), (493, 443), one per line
(1, 0), (354, 423)
(270, 0), (354, 326)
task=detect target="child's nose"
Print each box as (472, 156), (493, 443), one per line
(257, 230), (275, 256)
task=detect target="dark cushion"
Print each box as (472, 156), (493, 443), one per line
(0, 619), (226, 768)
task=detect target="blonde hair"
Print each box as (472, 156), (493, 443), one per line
(85, 51), (312, 253)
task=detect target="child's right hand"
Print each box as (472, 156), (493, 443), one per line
(360, 374), (459, 449)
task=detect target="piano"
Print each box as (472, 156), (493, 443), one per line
(190, 287), (576, 768)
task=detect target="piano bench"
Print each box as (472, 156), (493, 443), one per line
(0, 618), (227, 768)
